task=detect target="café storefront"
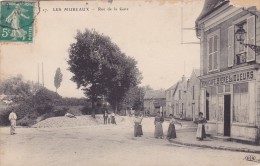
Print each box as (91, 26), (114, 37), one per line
(199, 65), (259, 143)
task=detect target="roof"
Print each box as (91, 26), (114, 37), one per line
(195, 0), (230, 37)
(166, 82), (178, 91)
(144, 90), (165, 100)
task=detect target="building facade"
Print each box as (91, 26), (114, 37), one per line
(143, 90), (166, 116)
(166, 76), (188, 119)
(165, 83), (178, 116)
(186, 69), (201, 121)
(196, 0), (260, 144)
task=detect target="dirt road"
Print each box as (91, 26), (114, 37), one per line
(0, 117), (259, 166)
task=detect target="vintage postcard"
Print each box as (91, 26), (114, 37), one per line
(0, 0), (260, 166)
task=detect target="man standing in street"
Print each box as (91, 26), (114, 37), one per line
(9, 109), (17, 135)
(103, 110), (108, 125)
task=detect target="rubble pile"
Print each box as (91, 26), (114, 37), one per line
(33, 115), (124, 128)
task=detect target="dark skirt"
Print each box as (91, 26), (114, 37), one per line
(154, 122), (163, 138)
(167, 123), (176, 139)
(111, 116), (116, 124)
(134, 123), (143, 137)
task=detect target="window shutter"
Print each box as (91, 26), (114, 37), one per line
(228, 25), (234, 67)
(247, 16), (256, 62)
(209, 54), (212, 71)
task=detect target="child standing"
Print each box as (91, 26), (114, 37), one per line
(167, 114), (182, 139)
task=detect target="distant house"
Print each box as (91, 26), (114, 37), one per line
(144, 90), (166, 116)
(166, 75), (188, 119)
(165, 83), (178, 116)
(186, 69), (200, 121)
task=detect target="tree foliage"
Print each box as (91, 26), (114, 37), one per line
(54, 67), (63, 93)
(0, 74), (31, 97)
(68, 29), (142, 116)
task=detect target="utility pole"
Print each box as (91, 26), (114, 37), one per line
(42, 62), (44, 87)
(37, 63), (39, 89)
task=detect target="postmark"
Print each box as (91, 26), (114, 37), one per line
(0, 1), (34, 42)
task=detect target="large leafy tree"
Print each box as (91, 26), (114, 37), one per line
(54, 67), (63, 93)
(68, 29), (141, 117)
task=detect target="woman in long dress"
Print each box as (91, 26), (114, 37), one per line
(167, 114), (182, 139)
(154, 111), (164, 139)
(133, 113), (143, 137)
(196, 112), (207, 140)
(6, 4), (30, 40)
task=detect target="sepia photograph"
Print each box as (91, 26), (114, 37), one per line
(0, 0), (260, 166)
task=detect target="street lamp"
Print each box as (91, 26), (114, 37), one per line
(235, 25), (260, 53)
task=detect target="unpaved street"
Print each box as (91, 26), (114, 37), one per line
(0, 117), (259, 166)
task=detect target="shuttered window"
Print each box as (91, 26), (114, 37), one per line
(246, 16), (256, 62)
(228, 25), (235, 67)
(207, 30), (220, 72)
(231, 15), (256, 66)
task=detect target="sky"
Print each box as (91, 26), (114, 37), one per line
(0, 0), (204, 98)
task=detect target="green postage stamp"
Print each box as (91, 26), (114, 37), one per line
(0, 1), (34, 42)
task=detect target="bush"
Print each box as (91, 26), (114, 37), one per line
(35, 104), (53, 115)
(80, 106), (92, 115)
(0, 108), (12, 126)
(54, 107), (69, 117)
(17, 116), (36, 127)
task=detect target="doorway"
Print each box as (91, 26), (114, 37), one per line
(224, 95), (231, 136)
(206, 92), (209, 120)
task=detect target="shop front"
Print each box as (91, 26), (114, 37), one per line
(199, 65), (259, 143)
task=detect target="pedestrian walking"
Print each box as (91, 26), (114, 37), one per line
(154, 111), (164, 139)
(133, 112), (143, 137)
(103, 110), (108, 125)
(9, 110), (17, 135)
(111, 112), (116, 125)
(167, 114), (182, 139)
(196, 112), (207, 140)
(108, 113), (111, 124)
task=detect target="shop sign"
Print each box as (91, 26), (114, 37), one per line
(201, 70), (255, 87)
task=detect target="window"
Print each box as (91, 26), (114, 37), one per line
(235, 22), (247, 65)
(228, 15), (256, 67)
(206, 86), (217, 121)
(218, 85), (223, 93)
(179, 90), (181, 99)
(233, 83), (249, 123)
(207, 30), (220, 72)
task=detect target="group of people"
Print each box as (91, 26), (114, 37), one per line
(132, 111), (207, 141)
(103, 111), (116, 125)
(8, 108), (207, 141)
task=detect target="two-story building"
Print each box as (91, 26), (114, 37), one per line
(166, 76), (188, 119)
(196, 0), (260, 144)
(186, 69), (201, 121)
(165, 83), (178, 116)
(143, 90), (166, 116)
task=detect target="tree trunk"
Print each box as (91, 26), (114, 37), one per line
(91, 99), (96, 118)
